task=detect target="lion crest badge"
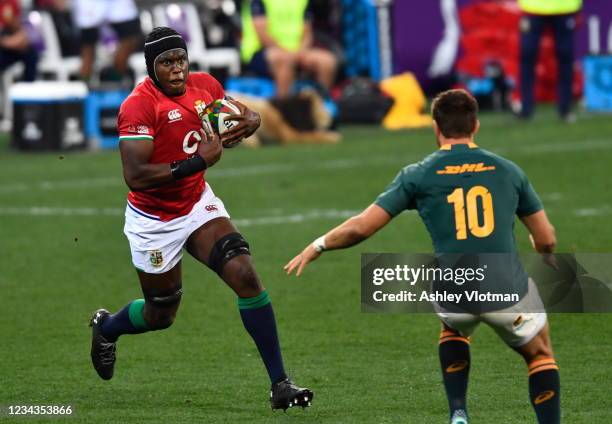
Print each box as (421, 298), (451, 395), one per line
(149, 250), (164, 268)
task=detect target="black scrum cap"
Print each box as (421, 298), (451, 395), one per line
(144, 27), (188, 88)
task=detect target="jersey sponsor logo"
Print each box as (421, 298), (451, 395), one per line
(205, 204), (218, 212)
(445, 360), (469, 373)
(534, 390), (556, 405)
(148, 250), (164, 268)
(182, 130), (202, 154)
(168, 109), (182, 123)
(436, 163), (496, 175)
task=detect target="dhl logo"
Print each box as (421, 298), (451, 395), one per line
(436, 163), (496, 175)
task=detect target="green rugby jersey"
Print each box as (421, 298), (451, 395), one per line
(375, 143), (543, 311)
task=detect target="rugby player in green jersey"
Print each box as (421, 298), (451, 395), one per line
(285, 89), (560, 424)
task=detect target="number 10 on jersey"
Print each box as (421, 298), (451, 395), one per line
(447, 185), (495, 240)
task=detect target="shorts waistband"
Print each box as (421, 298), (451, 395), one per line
(127, 201), (161, 221)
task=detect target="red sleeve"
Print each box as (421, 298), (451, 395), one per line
(117, 93), (156, 142)
(191, 72), (225, 100)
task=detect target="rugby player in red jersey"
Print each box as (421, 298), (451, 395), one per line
(89, 27), (312, 411)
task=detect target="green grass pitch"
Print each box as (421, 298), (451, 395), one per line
(0, 108), (611, 423)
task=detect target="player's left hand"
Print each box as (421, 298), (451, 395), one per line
(221, 99), (261, 148)
(284, 244), (321, 277)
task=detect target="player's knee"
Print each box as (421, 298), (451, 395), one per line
(144, 304), (180, 330)
(147, 311), (177, 330)
(529, 346), (554, 362)
(144, 288), (183, 330)
(234, 262), (261, 292)
(520, 338), (554, 364)
(220, 255), (263, 297)
(208, 232), (251, 275)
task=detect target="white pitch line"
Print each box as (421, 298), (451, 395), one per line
(540, 192), (563, 202)
(232, 209), (361, 227)
(573, 206), (612, 217)
(515, 139), (612, 155)
(0, 177), (122, 194)
(0, 206), (124, 216)
(0, 205), (610, 223)
(0, 206), (363, 226)
(0, 139), (610, 195)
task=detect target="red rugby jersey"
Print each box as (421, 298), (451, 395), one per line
(117, 73), (224, 221)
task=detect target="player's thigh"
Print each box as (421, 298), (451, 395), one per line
(123, 204), (190, 325)
(434, 302), (480, 337)
(186, 217), (262, 296)
(482, 278), (547, 348)
(483, 311), (546, 348)
(185, 217), (236, 266)
(124, 200), (193, 274)
(183, 185), (234, 265)
(437, 313), (480, 338)
(513, 322), (554, 363)
(184, 185), (260, 295)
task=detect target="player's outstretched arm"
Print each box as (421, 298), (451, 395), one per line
(284, 204), (392, 277)
(119, 128), (222, 191)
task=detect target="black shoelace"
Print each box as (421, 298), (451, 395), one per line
(99, 342), (116, 365)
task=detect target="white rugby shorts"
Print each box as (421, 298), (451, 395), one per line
(74, 0), (139, 28)
(124, 183), (230, 274)
(434, 278), (547, 347)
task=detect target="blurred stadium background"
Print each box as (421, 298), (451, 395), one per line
(1, 0), (611, 423)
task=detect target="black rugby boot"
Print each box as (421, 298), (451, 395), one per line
(270, 378), (313, 411)
(90, 309), (116, 380)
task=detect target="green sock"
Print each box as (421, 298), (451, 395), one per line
(101, 299), (149, 342)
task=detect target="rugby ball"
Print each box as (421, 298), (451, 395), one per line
(202, 99), (241, 135)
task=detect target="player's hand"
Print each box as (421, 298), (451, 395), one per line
(530, 234), (558, 270)
(284, 244), (321, 277)
(197, 126), (223, 168)
(221, 99), (261, 148)
(542, 253), (558, 270)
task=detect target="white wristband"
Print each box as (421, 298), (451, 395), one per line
(312, 235), (327, 253)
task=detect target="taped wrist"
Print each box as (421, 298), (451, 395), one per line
(170, 155), (207, 180)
